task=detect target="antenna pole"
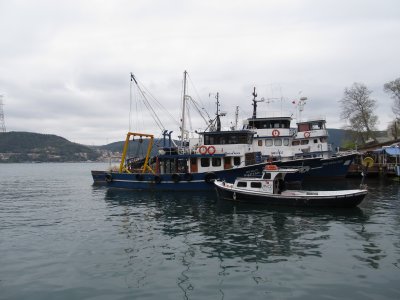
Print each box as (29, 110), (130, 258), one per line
(234, 106), (239, 130)
(180, 70), (188, 147)
(252, 87), (258, 118)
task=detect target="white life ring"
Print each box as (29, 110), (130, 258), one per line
(304, 131), (310, 138)
(272, 129), (280, 137)
(208, 145), (216, 155)
(199, 145), (208, 154)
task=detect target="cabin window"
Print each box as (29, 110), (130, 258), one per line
(237, 181), (247, 187)
(292, 140), (300, 146)
(283, 138), (289, 146)
(313, 139), (318, 144)
(212, 157), (221, 167)
(262, 173), (271, 179)
(201, 158), (210, 167)
(204, 133), (253, 145)
(265, 139), (273, 147)
(312, 122), (323, 130)
(320, 137), (327, 143)
(258, 140), (263, 146)
(274, 139), (282, 146)
(298, 124), (310, 132)
(301, 140), (309, 145)
(233, 157), (241, 166)
(251, 182), (262, 188)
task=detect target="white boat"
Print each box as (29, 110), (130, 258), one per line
(214, 165), (368, 207)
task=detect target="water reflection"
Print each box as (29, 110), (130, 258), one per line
(96, 185), (399, 298)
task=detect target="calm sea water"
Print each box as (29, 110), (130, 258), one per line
(1, 163), (400, 300)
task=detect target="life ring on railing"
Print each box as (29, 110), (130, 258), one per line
(264, 164), (278, 171)
(272, 129), (280, 137)
(304, 131), (310, 138)
(171, 173), (181, 183)
(207, 145), (216, 155)
(199, 145), (208, 155)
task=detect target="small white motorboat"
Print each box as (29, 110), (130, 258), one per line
(214, 165), (368, 208)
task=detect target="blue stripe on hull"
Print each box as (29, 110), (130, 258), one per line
(307, 154), (355, 178)
(92, 163), (267, 191)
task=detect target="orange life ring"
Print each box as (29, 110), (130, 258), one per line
(208, 145), (216, 155)
(272, 129), (280, 137)
(199, 145), (208, 154)
(265, 164), (278, 171)
(304, 131), (310, 138)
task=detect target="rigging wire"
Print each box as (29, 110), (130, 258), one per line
(130, 74), (180, 132)
(187, 73), (212, 122)
(140, 82), (180, 128)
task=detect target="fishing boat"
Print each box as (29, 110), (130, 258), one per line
(214, 165), (368, 207)
(243, 91), (355, 179)
(91, 72), (270, 190)
(91, 130), (271, 190)
(292, 116), (356, 178)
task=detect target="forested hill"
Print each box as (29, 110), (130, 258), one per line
(0, 131), (100, 162)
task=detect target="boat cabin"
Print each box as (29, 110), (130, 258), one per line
(292, 118), (330, 158)
(242, 116), (295, 161)
(232, 165), (299, 194)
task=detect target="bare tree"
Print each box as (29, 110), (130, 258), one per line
(387, 120), (400, 140)
(340, 83), (378, 145)
(384, 77), (400, 120)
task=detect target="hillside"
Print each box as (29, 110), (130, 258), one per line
(0, 131), (100, 162)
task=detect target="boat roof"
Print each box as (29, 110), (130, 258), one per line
(263, 168), (300, 174)
(199, 129), (255, 136)
(296, 118), (326, 124)
(246, 116), (292, 122)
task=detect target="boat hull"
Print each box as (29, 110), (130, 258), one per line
(272, 157), (321, 182)
(306, 153), (356, 179)
(92, 162), (268, 191)
(214, 182), (367, 208)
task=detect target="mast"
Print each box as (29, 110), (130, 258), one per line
(180, 70), (188, 147)
(251, 87), (263, 118)
(234, 106), (239, 130)
(215, 92), (221, 131)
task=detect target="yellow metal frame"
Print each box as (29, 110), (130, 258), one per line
(119, 132), (155, 174)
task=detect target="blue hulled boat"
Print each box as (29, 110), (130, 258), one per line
(91, 130), (273, 190)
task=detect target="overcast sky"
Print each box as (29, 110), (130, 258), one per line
(0, 0), (399, 145)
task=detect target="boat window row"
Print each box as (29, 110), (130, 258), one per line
(292, 137), (326, 146)
(237, 181), (262, 188)
(248, 120), (290, 129)
(200, 156), (241, 167)
(298, 121), (325, 132)
(203, 133), (252, 145)
(258, 138), (290, 147)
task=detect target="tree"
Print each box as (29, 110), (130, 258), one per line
(383, 78), (400, 134)
(339, 83), (378, 145)
(387, 120), (400, 140)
